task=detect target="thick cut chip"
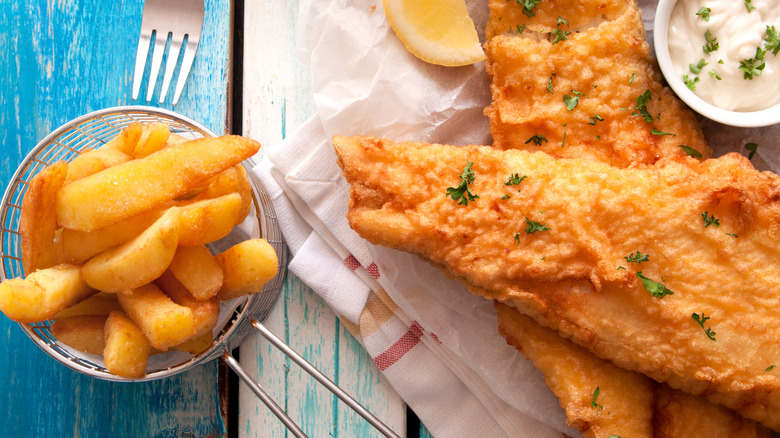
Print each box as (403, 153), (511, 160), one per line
(172, 332), (214, 355)
(51, 314), (107, 355)
(20, 161), (68, 273)
(64, 147), (131, 184)
(483, 3), (710, 167)
(0, 264), (96, 323)
(193, 164), (253, 223)
(166, 245), (223, 300)
(54, 292), (121, 319)
(81, 208), (180, 293)
(334, 134), (780, 429)
(156, 270), (219, 338)
(55, 135), (260, 231)
(103, 310), (151, 378)
(100, 123), (143, 155)
(61, 206), (164, 265)
(216, 239), (279, 300)
(132, 122), (170, 158)
(177, 193), (244, 246)
(495, 302), (653, 438)
(117, 283), (195, 351)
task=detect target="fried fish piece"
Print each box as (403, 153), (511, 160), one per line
(484, 1), (710, 167)
(494, 301), (654, 438)
(653, 384), (773, 438)
(485, 0), (626, 40)
(333, 134), (780, 430)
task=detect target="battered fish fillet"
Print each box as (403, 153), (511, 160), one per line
(653, 385), (773, 438)
(496, 301), (772, 438)
(333, 134), (780, 430)
(494, 301), (654, 438)
(485, 0), (626, 40)
(483, 1), (710, 167)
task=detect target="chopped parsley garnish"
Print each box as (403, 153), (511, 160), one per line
(651, 128), (674, 136)
(636, 272), (675, 298)
(501, 194), (511, 200)
(726, 232), (738, 238)
(550, 28), (570, 44)
(745, 142), (758, 159)
(692, 313), (717, 341)
(709, 69), (722, 80)
(546, 74), (555, 93)
(591, 387), (603, 409)
(689, 58), (708, 74)
(703, 30), (719, 54)
(683, 75), (700, 90)
(514, 24), (526, 34)
(739, 48), (766, 79)
(561, 130), (567, 148)
(766, 25), (780, 55)
(445, 161), (479, 206)
(557, 16), (568, 27)
(629, 73), (635, 84)
(525, 135), (548, 146)
(679, 145), (703, 158)
(525, 217), (551, 234)
(563, 93), (580, 110)
(767, 365), (777, 371)
(744, 0), (755, 12)
(588, 114), (604, 125)
(695, 7), (711, 21)
(617, 266), (627, 270)
(633, 90), (653, 122)
(624, 251), (649, 263)
(505, 173), (527, 186)
(701, 211), (720, 228)
(517, 0), (541, 17)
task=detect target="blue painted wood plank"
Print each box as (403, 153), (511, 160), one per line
(0, 0), (232, 436)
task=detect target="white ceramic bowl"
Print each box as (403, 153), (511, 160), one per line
(654, 0), (780, 127)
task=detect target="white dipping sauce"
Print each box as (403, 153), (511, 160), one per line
(668, 0), (780, 111)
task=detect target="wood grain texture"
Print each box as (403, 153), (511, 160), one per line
(0, 0), (231, 436)
(239, 1), (407, 436)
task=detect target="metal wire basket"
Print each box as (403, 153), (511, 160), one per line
(0, 106), (399, 437)
(0, 106), (287, 382)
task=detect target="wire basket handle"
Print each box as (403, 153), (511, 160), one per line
(222, 319), (401, 438)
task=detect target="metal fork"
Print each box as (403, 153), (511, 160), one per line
(132, 0), (205, 105)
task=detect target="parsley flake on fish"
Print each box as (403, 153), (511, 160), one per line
(633, 90), (653, 122)
(525, 135), (548, 146)
(591, 386), (603, 409)
(701, 211), (720, 228)
(446, 161), (479, 206)
(525, 217), (550, 235)
(518, 0), (541, 17)
(679, 145), (703, 158)
(636, 272), (675, 298)
(692, 313), (717, 341)
(625, 251), (649, 263)
(563, 93), (580, 110)
(505, 174), (527, 186)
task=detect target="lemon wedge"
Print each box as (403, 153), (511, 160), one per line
(383, 0), (485, 67)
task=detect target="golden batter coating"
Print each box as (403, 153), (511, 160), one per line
(334, 134), (780, 430)
(485, 0), (627, 40)
(495, 301), (654, 438)
(484, 2), (710, 167)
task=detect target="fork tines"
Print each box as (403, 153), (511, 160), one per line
(132, 0), (205, 105)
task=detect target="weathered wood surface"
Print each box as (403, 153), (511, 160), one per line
(239, 2), (411, 437)
(0, 0), (231, 436)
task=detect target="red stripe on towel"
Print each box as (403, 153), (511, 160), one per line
(374, 322), (424, 371)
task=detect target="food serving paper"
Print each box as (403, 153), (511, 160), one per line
(258, 0), (779, 436)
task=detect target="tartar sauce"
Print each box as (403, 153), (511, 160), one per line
(668, 0), (780, 111)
